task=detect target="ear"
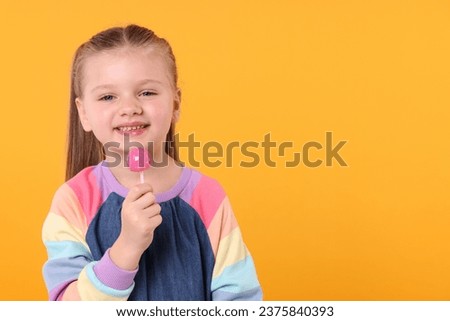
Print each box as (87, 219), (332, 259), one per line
(172, 88), (182, 122)
(75, 97), (92, 132)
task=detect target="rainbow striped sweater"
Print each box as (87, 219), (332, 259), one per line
(42, 162), (262, 301)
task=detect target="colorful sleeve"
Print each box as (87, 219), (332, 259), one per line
(190, 175), (263, 300)
(42, 183), (136, 301)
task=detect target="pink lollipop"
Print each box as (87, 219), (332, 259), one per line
(128, 147), (150, 183)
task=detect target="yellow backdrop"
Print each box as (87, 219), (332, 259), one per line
(1, 0), (449, 300)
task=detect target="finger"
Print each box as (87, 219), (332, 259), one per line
(134, 192), (156, 209)
(125, 183), (153, 203)
(148, 213), (163, 227)
(142, 203), (162, 218)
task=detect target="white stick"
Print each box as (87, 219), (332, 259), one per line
(140, 171), (144, 184)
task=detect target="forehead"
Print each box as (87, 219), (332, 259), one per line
(81, 47), (171, 89)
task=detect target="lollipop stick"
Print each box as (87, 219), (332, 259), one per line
(140, 171), (144, 184)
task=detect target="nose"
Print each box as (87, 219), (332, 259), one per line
(119, 96), (143, 116)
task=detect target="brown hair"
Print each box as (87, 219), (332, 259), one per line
(66, 24), (179, 181)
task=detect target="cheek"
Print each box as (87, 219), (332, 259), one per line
(85, 106), (114, 137)
(88, 106), (112, 123)
(151, 106), (174, 127)
(150, 111), (173, 142)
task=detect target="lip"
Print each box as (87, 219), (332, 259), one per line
(114, 121), (149, 128)
(114, 122), (150, 137)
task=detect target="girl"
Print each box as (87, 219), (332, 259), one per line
(42, 24), (262, 301)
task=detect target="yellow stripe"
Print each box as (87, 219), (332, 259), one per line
(42, 212), (89, 249)
(213, 227), (249, 278)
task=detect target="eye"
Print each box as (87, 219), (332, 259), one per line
(99, 95), (115, 101)
(141, 91), (157, 97)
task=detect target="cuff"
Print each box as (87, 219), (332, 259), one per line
(93, 248), (138, 290)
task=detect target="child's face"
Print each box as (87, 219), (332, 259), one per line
(75, 47), (179, 157)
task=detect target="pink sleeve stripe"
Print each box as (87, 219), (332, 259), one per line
(49, 184), (87, 233)
(189, 176), (226, 229)
(205, 197), (239, 257)
(67, 167), (103, 225)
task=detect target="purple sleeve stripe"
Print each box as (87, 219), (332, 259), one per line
(93, 249), (138, 290)
(212, 287), (263, 301)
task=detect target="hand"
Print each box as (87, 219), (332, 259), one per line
(110, 183), (162, 270)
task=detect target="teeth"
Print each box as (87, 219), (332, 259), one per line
(118, 125), (146, 132)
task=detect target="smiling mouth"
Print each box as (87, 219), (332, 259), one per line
(115, 124), (149, 133)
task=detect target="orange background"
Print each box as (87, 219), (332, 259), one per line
(1, 0), (449, 300)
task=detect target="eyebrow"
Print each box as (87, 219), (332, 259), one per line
(90, 79), (163, 93)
